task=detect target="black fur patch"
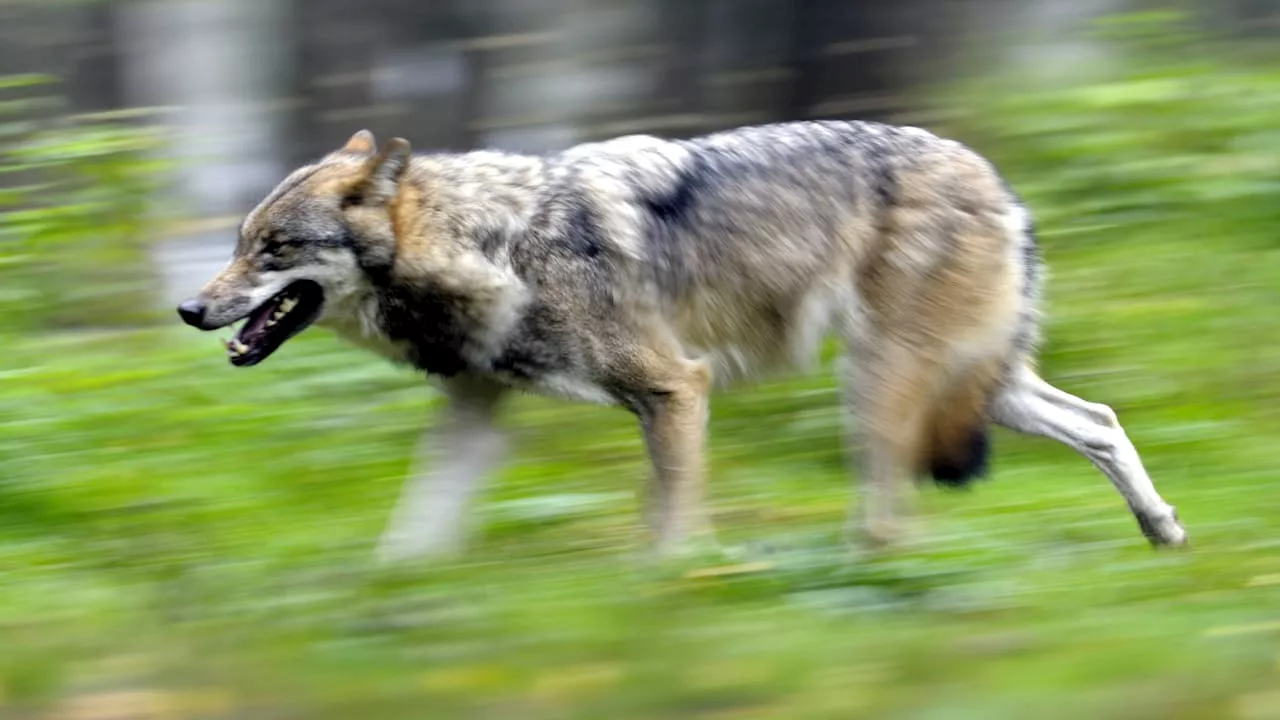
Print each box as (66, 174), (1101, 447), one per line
(871, 159), (898, 210)
(643, 157), (705, 225)
(376, 282), (473, 377)
(928, 426), (991, 489)
(489, 301), (570, 381)
(638, 151), (719, 298)
(375, 276), (572, 382)
(565, 205), (603, 259)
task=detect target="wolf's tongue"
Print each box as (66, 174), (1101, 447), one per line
(238, 300), (278, 342)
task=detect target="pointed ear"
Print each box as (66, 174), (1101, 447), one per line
(339, 129), (377, 156)
(359, 137), (412, 204)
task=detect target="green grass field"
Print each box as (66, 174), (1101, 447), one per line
(4, 220), (1280, 720)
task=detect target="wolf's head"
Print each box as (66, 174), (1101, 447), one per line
(177, 130), (411, 366)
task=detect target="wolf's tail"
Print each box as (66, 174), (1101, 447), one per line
(920, 359), (1002, 487)
(920, 192), (1042, 489)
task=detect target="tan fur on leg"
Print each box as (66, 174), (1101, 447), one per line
(629, 357), (713, 555)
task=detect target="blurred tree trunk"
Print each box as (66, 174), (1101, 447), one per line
(117, 0), (294, 307)
(117, 0), (292, 219)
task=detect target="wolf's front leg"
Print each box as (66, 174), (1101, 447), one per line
(631, 358), (715, 557)
(375, 376), (508, 564)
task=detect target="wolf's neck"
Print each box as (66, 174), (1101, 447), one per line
(366, 153), (539, 376)
(383, 152), (540, 283)
(401, 151), (544, 255)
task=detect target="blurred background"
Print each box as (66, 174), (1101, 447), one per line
(6, 1), (1280, 719)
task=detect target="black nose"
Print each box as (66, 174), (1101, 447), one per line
(177, 298), (208, 328)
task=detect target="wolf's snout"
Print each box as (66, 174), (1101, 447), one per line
(177, 298), (210, 329)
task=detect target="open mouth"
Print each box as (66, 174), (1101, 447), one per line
(224, 280), (324, 367)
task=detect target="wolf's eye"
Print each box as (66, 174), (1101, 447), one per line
(262, 233), (300, 257)
(255, 233), (302, 272)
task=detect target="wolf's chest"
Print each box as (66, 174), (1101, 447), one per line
(319, 296), (413, 364)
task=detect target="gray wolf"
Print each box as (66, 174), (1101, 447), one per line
(176, 121), (1189, 561)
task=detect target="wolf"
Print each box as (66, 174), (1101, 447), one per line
(177, 121), (1188, 562)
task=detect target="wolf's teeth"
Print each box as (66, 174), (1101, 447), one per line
(221, 337), (243, 356)
(279, 297), (298, 314)
(221, 337), (247, 356)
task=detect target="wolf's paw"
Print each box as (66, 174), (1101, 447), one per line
(374, 529), (467, 567)
(659, 530), (730, 562)
(1138, 507), (1189, 549)
(636, 530), (735, 576)
(847, 516), (925, 557)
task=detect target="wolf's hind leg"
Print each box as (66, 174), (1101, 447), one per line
(989, 363), (1188, 546)
(838, 339), (948, 549)
(375, 376), (508, 564)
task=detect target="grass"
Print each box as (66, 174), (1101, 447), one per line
(4, 219), (1280, 720)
